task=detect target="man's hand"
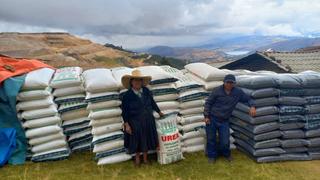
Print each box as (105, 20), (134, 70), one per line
(204, 117), (210, 124)
(249, 107), (256, 117)
(124, 122), (132, 135)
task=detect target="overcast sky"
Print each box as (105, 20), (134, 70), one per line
(0, 0), (319, 49)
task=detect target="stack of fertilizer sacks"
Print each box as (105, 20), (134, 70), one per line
(299, 71), (320, 160)
(50, 67), (91, 153)
(231, 73), (285, 163)
(137, 66), (180, 118)
(272, 73), (311, 161)
(231, 71), (320, 162)
(83, 68), (131, 165)
(17, 68), (70, 162)
(183, 63), (236, 150)
(160, 66), (207, 153)
(137, 66), (183, 164)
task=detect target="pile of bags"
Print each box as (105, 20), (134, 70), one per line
(299, 71), (320, 160)
(83, 68), (131, 165)
(15, 63), (320, 165)
(232, 75), (283, 163)
(183, 63), (237, 150)
(274, 74), (310, 161)
(17, 68), (69, 162)
(232, 71), (320, 162)
(50, 67), (91, 152)
(161, 66), (207, 153)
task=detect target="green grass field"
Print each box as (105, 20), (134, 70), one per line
(2, 150), (320, 180)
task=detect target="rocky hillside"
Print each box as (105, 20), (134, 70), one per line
(0, 32), (186, 69)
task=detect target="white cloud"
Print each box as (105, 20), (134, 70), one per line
(0, 0), (319, 48)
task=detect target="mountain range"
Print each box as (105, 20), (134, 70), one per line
(145, 36), (320, 62)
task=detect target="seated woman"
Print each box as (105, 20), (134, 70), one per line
(121, 69), (163, 167)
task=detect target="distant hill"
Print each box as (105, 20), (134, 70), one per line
(0, 32), (185, 69)
(147, 46), (226, 62)
(147, 35), (320, 63)
(256, 37), (320, 52)
(198, 35), (294, 52)
(296, 45), (320, 52)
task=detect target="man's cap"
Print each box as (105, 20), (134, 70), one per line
(224, 74), (236, 83)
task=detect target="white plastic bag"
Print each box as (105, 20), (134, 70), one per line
(22, 68), (55, 90)
(83, 68), (119, 93)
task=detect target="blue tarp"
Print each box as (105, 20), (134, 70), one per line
(0, 75), (26, 165)
(0, 128), (16, 166)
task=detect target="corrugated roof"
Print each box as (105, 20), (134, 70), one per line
(263, 51), (320, 73)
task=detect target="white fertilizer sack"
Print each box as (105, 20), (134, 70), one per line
(62, 117), (89, 127)
(22, 68), (55, 90)
(83, 68), (119, 93)
(184, 63), (227, 81)
(93, 139), (124, 153)
(91, 123), (123, 136)
(156, 114), (183, 164)
(31, 139), (67, 153)
(21, 105), (58, 120)
(157, 101), (180, 111)
(26, 125), (62, 139)
(180, 107), (204, 116)
(16, 96), (54, 111)
(154, 94), (178, 102)
(178, 122), (206, 133)
(181, 130), (205, 140)
(87, 100), (121, 110)
(29, 132), (65, 146)
(179, 100), (205, 109)
(17, 88), (52, 101)
(186, 73), (223, 90)
(177, 115), (204, 125)
(92, 131), (124, 145)
(89, 117), (123, 128)
(182, 144), (205, 153)
(68, 129), (92, 142)
(97, 153), (131, 165)
(53, 86), (85, 97)
(183, 137), (205, 147)
(137, 66), (177, 85)
(85, 91), (119, 101)
(23, 116), (61, 129)
(61, 108), (89, 121)
(89, 108), (122, 120)
(50, 67), (82, 88)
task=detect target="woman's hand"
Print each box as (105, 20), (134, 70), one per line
(124, 122), (132, 135)
(204, 117), (210, 124)
(159, 112), (164, 117)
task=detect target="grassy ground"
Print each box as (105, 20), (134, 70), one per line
(2, 150), (320, 180)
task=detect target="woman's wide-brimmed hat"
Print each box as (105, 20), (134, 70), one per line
(121, 69), (152, 89)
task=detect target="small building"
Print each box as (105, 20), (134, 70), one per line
(219, 51), (320, 73)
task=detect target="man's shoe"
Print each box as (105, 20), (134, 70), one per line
(225, 156), (233, 162)
(208, 158), (216, 164)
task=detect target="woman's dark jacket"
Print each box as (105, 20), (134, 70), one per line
(121, 87), (160, 154)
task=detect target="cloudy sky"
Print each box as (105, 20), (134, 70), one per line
(0, 0), (319, 49)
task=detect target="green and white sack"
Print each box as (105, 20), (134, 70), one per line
(156, 114), (183, 165)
